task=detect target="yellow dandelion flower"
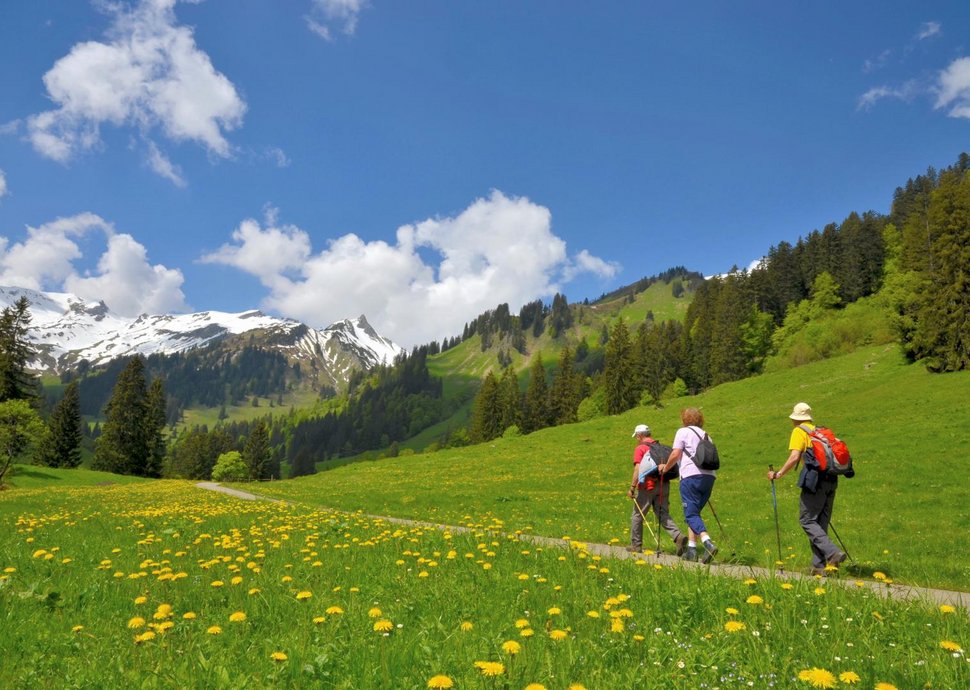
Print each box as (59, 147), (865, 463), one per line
(281, 575), (293, 583)
(940, 604), (956, 614)
(230, 576), (243, 585)
(211, 580), (224, 588)
(743, 578), (757, 585)
(781, 582), (794, 590)
(183, 612), (196, 620)
(724, 621), (746, 633)
(547, 606), (562, 615)
(798, 667), (837, 688)
(610, 619), (625, 633)
(248, 588), (260, 595)
(568, 685), (588, 690)
(872, 611), (884, 621)
(460, 621), (474, 632)
(873, 571), (886, 580)
(502, 640), (521, 655)
(270, 651), (288, 662)
(549, 629), (568, 641)
(368, 607), (382, 618)
(520, 628), (535, 637)
(874, 684), (898, 690)
(586, 610), (600, 618)
(838, 671), (861, 684)
(813, 587), (826, 596)
(127, 617), (146, 629)
(473, 661), (505, 677)
(524, 684), (547, 690)
(325, 606), (344, 615)
(746, 595), (764, 605)
(515, 618), (529, 628)
(312, 616), (325, 624)
(229, 611), (247, 623)
(156, 621), (174, 633)
(940, 640), (963, 652)
(206, 625), (222, 635)
(71, 625), (84, 633)
(134, 631), (155, 644)
(427, 675), (454, 689)
(296, 591), (312, 601)
(726, 607), (740, 615)
(134, 596), (147, 605)
(373, 619), (393, 633)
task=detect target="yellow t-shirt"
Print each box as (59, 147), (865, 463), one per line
(789, 422), (815, 453)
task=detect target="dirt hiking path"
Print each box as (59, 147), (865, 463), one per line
(196, 482), (969, 610)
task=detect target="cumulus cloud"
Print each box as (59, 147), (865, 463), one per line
(306, 0), (368, 40)
(26, 0), (245, 182)
(0, 169), (7, 199)
(936, 57), (970, 121)
(857, 81), (921, 110)
(202, 190), (620, 346)
(916, 21), (941, 41)
(146, 140), (187, 187)
(0, 212), (187, 316)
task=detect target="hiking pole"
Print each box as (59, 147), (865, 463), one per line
(706, 500), (736, 557)
(655, 479), (664, 555)
(769, 464), (784, 569)
(632, 495), (657, 547)
(828, 520), (853, 563)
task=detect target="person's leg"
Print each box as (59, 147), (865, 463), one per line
(680, 477), (708, 561)
(799, 484), (841, 570)
(654, 481), (684, 548)
(693, 475), (718, 562)
(817, 482), (844, 565)
(630, 489), (651, 550)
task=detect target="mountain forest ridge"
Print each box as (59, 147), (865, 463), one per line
(2, 152), (968, 481)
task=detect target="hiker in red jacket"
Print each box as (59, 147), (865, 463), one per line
(627, 424), (686, 555)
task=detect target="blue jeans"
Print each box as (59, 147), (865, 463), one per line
(680, 474), (716, 535)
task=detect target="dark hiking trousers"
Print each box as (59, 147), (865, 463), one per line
(799, 477), (841, 569)
(631, 481), (683, 550)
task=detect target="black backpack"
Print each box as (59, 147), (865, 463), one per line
(684, 427), (720, 470)
(645, 440), (679, 480)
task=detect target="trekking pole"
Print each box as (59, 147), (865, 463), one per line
(655, 478), (664, 555)
(632, 495), (657, 546)
(769, 464), (784, 568)
(828, 520), (853, 563)
(706, 500), (736, 557)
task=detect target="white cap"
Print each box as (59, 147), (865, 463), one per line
(789, 402), (813, 421)
(632, 423), (651, 437)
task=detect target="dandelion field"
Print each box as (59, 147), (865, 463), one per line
(2, 480), (967, 689)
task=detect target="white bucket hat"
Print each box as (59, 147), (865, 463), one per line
(632, 423), (651, 437)
(789, 402), (813, 421)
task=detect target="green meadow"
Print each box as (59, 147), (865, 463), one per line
(1, 480), (967, 689)
(255, 344), (970, 592)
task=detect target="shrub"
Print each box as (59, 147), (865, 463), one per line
(211, 451), (249, 482)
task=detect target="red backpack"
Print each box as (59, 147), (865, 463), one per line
(799, 425), (854, 477)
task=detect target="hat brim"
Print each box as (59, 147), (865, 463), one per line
(789, 414), (813, 421)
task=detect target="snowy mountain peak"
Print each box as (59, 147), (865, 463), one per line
(0, 286), (404, 386)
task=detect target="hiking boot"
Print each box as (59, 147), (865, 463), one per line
(810, 566), (828, 577)
(701, 540), (718, 564)
(682, 546), (697, 562)
(625, 545), (642, 554)
(826, 551), (847, 569)
(674, 534), (687, 557)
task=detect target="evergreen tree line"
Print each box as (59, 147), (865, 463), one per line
(594, 267), (704, 304)
(166, 417), (280, 482)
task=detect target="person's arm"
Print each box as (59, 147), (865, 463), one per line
(659, 448), (682, 475)
(768, 448), (801, 481)
(628, 463), (640, 498)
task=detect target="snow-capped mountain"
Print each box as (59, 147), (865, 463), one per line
(0, 286), (403, 387)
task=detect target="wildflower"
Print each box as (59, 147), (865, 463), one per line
(781, 582), (794, 590)
(549, 629), (568, 641)
(427, 676), (454, 689)
(726, 607), (740, 615)
(326, 606), (344, 615)
(127, 617), (146, 629)
(813, 587), (826, 596)
(502, 640), (521, 655)
(211, 580), (224, 588)
(724, 621), (746, 633)
(474, 661), (505, 677)
(610, 619), (625, 633)
(547, 606), (562, 615)
(939, 605), (956, 614)
(525, 684), (547, 690)
(230, 576), (243, 585)
(743, 578), (757, 585)
(183, 612), (196, 620)
(248, 588), (260, 596)
(270, 651), (288, 662)
(940, 640), (963, 652)
(229, 611), (247, 623)
(746, 595), (764, 605)
(568, 685), (588, 690)
(134, 596), (147, 605)
(586, 610), (600, 618)
(515, 618), (529, 628)
(797, 667), (837, 688)
(874, 684), (898, 690)
(296, 591), (312, 601)
(520, 628), (535, 637)
(368, 607), (382, 618)
(206, 625), (222, 635)
(873, 571), (887, 580)
(460, 621), (474, 632)
(72, 625), (84, 633)
(134, 631), (155, 644)
(312, 616), (325, 624)
(373, 619), (393, 633)
(156, 621), (174, 633)
(838, 671), (860, 684)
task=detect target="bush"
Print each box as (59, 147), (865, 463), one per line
(501, 425), (521, 439)
(211, 451), (249, 482)
(576, 387), (607, 422)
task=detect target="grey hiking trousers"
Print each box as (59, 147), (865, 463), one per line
(631, 481), (684, 550)
(799, 477), (841, 568)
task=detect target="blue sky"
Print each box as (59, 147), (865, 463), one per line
(1, 1), (968, 347)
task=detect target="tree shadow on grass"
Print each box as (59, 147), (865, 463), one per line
(12, 467), (63, 481)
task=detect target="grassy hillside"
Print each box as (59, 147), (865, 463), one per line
(3, 465), (151, 489)
(253, 344), (969, 590)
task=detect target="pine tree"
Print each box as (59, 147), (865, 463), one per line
(0, 297), (39, 404)
(243, 420), (270, 480)
(40, 380), (82, 468)
(603, 318), (637, 414)
(469, 371), (501, 442)
(549, 344), (580, 425)
(522, 355), (550, 433)
(497, 366), (521, 433)
(143, 378), (167, 478)
(94, 357), (149, 475)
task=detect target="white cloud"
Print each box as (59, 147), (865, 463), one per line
(0, 212), (187, 316)
(857, 81), (921, 110)
(306, 0), (367, 41)
(265, 146), (291, 168)
(146, 140), (186, 187)
(0, 169), (7, 199)
(26, 0), (245, 180)
(916, 21), (941, 41)
(936, 57), (970, 121)
(862, 49), (892, 74)
(202, 190), (620, 346)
